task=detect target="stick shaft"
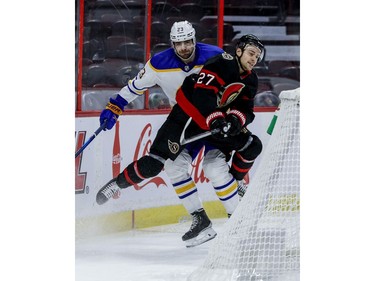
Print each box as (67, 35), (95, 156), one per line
(180, 128), (220, 145)
(180, 122), (231, 145)
(75, 121), (107, 158)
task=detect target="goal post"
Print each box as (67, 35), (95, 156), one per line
(187, 88), (300, 281)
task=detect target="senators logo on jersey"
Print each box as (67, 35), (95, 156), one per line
(168, 140), (180, 154)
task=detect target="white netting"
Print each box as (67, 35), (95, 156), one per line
(187, 88), (300, 281)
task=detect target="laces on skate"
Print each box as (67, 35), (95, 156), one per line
(182, 209), (217, 247)
(237, 180), (248, 199)
(96, 179), (120, 205)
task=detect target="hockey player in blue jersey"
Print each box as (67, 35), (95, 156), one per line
(97, 21), (255, 247)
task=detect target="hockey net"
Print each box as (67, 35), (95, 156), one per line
(187, 88), (300, 281)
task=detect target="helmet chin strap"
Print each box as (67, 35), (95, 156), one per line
(236, 52), (246, 73)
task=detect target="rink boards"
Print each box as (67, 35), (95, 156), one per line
(75, 111), (274, 236)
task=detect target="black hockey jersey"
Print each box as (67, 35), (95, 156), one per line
(176, 52), (258, 130)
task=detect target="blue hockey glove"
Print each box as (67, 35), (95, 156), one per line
(100, 95), (128, 130)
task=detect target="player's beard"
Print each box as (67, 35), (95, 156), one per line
(178, 49), (193, 59)
(177, 47), (195, 63)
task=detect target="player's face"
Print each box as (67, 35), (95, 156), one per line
(173, 39), (195, 59)
(236, 45), (262, 72)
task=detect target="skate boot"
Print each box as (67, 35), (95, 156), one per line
(96, 178), (120, 205)
(182, 209), (217, 248)
(237, 180), (248, 199)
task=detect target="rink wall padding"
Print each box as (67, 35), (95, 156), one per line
(76, 201), (226, 237)
(75, 111), (274, 236)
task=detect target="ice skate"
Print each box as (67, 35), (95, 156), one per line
(182, 209), (217, 248)
(96, 178), (120, 205)
(237, 180), (248, 199)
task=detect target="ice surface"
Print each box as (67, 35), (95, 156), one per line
(75, 218), (227, 281)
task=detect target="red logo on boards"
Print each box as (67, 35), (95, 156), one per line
(132, 123), (167, 191)
(75, 130), (87, 194)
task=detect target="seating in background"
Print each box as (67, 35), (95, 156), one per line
(253, 65), (270, 76)
(179, 3), (205, 22)
(82, 89), (144, 110)
(257, 79), (273, 93)
(83, 40), (101, 60)
(111, 19), (139, 38)
(278, 66), (300, 81)
(151, 43), (170, 55)
(268, 60), (297, 74)
(201, 37), (217, 45)
(149, 90), (171, 109)
(86, 19), (111, 40)
(152, 1), (181, 18)
(151, 20), (170, 42)
(100, 13), (124, 34)
(254, 90), (280, 107)
(272, 82), (298, 96)
(211, 22), (240, 43)
(165, 16), (185, 27)
(104, 35), (135, 58)
(117, 42), (144, 61)
(137, 36), (164, 48)
(82, 59), (142, 88)
(82, 64), (109, 87)
(78, 0), (300, 111)
(190, 21), (212, 40)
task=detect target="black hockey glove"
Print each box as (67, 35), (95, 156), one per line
(183, 73), (199, 89)
(226, 110), (246, 136)
(206, 111), (230, 139)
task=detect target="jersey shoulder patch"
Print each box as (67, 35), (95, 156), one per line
(221, 52), (234, 60)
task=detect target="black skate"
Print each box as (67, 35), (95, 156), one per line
(237, 180), (248, 199)
(96, 178), (120, 205)
(182, 209), (217, 248)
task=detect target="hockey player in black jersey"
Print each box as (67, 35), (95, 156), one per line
(96, 34), (264, 247)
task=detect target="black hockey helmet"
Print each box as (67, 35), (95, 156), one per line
(236, 34), (265, 62)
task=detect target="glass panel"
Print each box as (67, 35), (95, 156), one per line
(77, 0), (148, 110)
(222, 0), (300, 107)
(145, 0), (218, 109)
(75, 0), (300, 111)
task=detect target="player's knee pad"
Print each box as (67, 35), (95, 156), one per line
(117, 155), (164, 188)
(164, 150), (192, 183)
(230, 135), (262, 181)
(136, 155), (164, 178)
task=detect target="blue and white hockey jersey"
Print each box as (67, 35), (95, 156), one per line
(118, 43), (224, 106)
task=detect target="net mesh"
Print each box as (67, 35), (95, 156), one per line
(187, 88), (300, 281)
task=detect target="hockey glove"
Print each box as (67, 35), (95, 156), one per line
(100, 94), (128, 130)
(206, 111), (230, 139)
(226, 110), (246, 136)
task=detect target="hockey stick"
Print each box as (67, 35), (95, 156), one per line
(180, 129), (219, 145)
(180, 117), (231, 145)
(75, 120), (107, 158)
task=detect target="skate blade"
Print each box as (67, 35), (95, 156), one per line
(185, 227), (217, 248)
